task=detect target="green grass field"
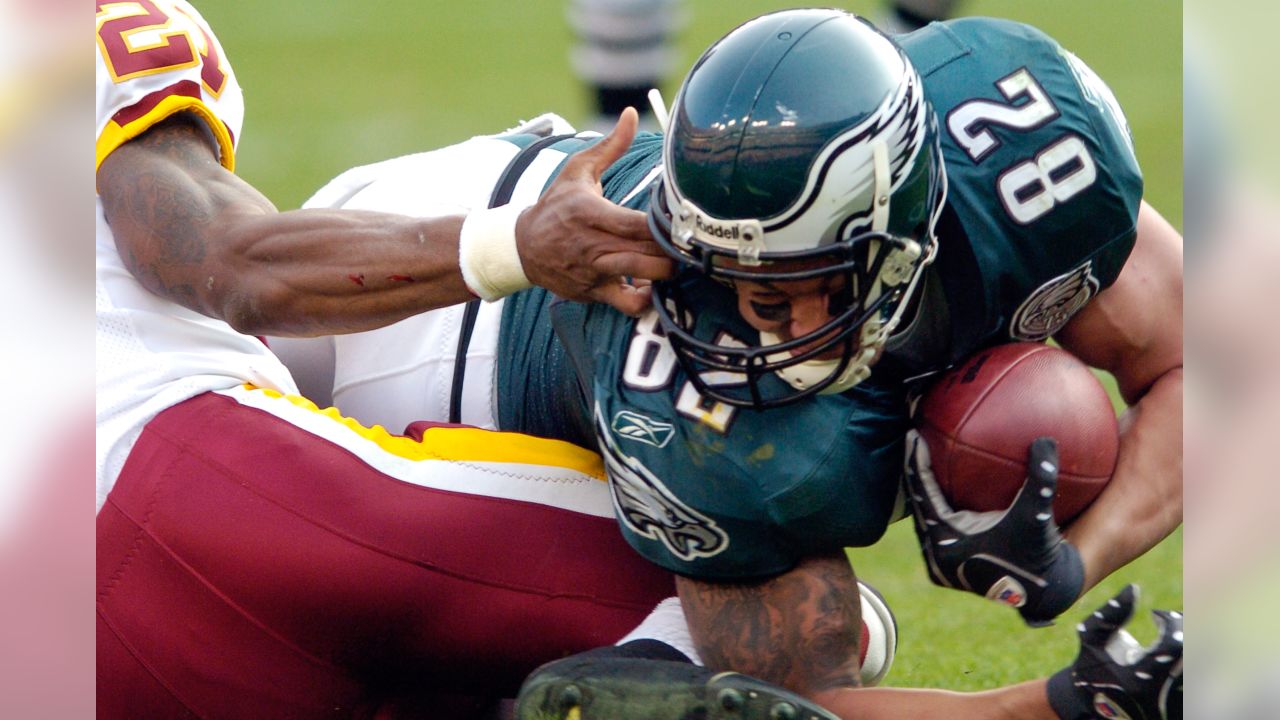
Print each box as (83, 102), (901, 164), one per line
(198, 0), (1183, 694)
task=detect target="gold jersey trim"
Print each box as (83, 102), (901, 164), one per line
(96, 94), (234, 174)
(246, 384), (607, 480)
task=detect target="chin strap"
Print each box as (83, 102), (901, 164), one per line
(760, 319), (881, 394)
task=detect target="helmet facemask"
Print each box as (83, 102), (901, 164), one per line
(645, 10), (947, 409)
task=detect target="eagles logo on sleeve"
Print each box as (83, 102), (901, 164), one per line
(1009, 260), (1099, 341)
(595, 405), (728, 561)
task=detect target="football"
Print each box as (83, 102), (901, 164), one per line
(915, 342), (1119, 525)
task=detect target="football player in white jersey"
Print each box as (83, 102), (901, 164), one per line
(95, 1), (699, 716)
(94, 5), (902, 715)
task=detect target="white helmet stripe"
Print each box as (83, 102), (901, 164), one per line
(872, 139), (891, 233)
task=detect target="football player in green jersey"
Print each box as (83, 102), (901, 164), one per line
(541, 12), (1182, 718)
(489, 5), (1181, 625)
(285, 9), (1182, 719)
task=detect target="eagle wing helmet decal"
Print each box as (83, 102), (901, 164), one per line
(787, 64), (929, 242)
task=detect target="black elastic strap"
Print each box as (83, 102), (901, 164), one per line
(489, 133), (578, 209)
(449, 302), (481, 424)
(447, 133), (577, 424)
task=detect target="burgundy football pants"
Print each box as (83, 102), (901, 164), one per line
(97, 390), (674, 719)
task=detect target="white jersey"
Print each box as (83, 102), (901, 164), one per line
(271, 114), (581, 435)
(96, 0), (296, 510)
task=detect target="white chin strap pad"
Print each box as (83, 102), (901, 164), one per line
(760, 330), (878, 394)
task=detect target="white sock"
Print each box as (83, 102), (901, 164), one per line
(615, 596), (703, 666)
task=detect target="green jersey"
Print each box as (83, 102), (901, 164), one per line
(493, 17), (1142, 580)
(893, 18), (1142, 371)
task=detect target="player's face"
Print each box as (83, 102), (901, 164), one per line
(724, 257), (850, 360)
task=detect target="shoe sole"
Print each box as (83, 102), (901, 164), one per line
(517, 657), (840, 720)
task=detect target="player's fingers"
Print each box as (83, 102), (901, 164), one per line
(1145, 623), (1184, 720)
(1151, 609), (1184, 649)
(592, 251), (676, 281)
(1128, 610), (1182, 695)
(1027, 437), (1060, 483)
(583, 201), (655, 242)
(1137, 610), (1184, 673)
(1011, 436), (1060, 521)
(1080, 584), (1139, 647)
(562, 107), (640, 183)
(591, 282), (654, 316)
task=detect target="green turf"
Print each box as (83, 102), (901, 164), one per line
(196, 0), (1182, 693)
(200, 1), (1181, 225)
(848, 522), (1183, 690)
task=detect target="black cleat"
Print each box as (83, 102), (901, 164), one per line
(516, 656), (839, 720)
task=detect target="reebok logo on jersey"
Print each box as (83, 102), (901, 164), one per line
(596, 405), (729, 562)
(611, 411), (675, 448)
(1010, 261), (1098, 341)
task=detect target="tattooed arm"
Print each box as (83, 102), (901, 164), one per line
(676, 553), (1056, 720)
(678, 553), (865, 694)
(98, 113), (467, 336)
(96, 110), (671, 337)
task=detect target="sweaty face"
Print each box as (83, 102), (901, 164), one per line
(721, 257), (851, 360)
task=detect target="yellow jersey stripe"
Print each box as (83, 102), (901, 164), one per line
(248, 385), (606, 480)
(96, 95), (235, 173)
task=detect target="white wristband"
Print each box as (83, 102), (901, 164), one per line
(458, 204), (531, 301)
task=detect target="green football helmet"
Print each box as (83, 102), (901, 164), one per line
(648, 8), (946, 407)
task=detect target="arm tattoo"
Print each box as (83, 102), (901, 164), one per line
(678, 553), (864, 695)
(99, 115), (223, 309)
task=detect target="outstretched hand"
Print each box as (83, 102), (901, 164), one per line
(516, 107), (674, 315)
(905, 431), (1085, 625)
(1047, 585), (1183, 719)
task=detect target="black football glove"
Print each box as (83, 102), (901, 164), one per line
(1048, 584), (1183, 720)
(904, 430), (1084, 626)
